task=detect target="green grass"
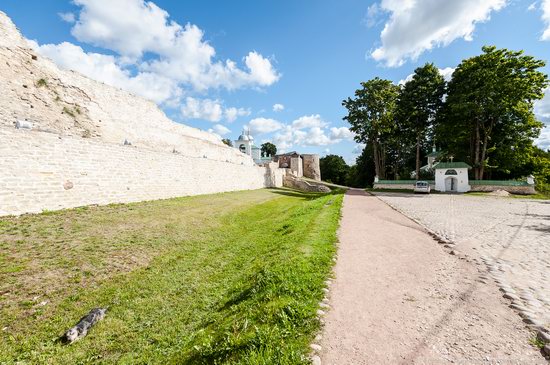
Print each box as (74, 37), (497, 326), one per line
(529, 336), (545, 349)
(36, 78), (48, 88)
(0, 188), (343, 364)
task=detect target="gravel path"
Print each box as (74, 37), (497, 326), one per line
(373, 192), (550, 337)
(319, 189), (545, 364)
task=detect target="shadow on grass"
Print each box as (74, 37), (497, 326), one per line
(269, 188), (343, 200)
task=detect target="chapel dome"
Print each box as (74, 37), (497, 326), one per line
(237, 133), (250, 141)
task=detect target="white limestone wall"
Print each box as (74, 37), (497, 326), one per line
(0, 11), (251, 166)
(435, 168), (470, 192)
(0, 127), (282, 216)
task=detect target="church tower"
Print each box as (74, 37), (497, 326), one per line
(235, 130), (253, 155)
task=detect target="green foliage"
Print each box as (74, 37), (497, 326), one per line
(261, 142), (277, 157)
(343, 78), (400, 178)
(531, 147), (550, 194)
(346, 144), (376, 187)
(36, 78), (48, 88)
(345, 46), (549, 185)
(222, 138), (233, 147)
(62, 106), (76, 118)
(0, 189), (343, 364)
(436, 46), (548, 179)
(397, 63), (445, 178)
(320, 154), (349, 185)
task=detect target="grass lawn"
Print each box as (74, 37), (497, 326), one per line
(0, 188), (343, 364)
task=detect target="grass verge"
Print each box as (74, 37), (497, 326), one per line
(0, 188), (343, 364)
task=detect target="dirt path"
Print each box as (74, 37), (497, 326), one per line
(319, 189), (545, 364)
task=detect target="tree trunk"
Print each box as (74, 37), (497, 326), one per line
(479, 133), (489, 180)
(474, 120), (481, 180)
(415, 134), (421, 180)
(380, 144), (386, 179)
(372, 140), (381, 179)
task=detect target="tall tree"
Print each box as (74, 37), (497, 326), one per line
(346, 144), (376, 187)
(438, 46), (548, 179)
(343, 78), (400, 179)
(397, 63), (445, 179)
(320, 155), (350, 185)
(261, 142), (277, 157)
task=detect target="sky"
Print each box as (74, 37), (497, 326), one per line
(2, 0), (550, 163)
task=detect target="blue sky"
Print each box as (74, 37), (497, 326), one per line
(2, 0), (550, 162)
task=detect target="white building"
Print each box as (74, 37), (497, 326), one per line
(434, 162), (471, 192)
(234, 130), (267, 164)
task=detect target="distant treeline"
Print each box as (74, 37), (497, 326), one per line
(339, 46), (550, 193)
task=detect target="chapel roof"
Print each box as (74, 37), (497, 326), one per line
(434, 162), (472, 169)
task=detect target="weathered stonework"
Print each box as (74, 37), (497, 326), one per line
(469, 185), (536, 195)
(373, 182), (536, 195)
(283, 174), (330, 193)
(0, 12), (287, 216)
(373, 183), (435, 190)
(0, 127), (283, 216)
(302, 154), (321, 181)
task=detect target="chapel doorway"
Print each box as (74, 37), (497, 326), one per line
(445, 177), (457, 192)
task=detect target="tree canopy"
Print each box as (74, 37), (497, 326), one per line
(343, 78), (400, 179)
(320, 155), (350, 185)
(397, 63), (445, 179)
(342, 46), (550, 192)
(437, 46), (548, 179)
(261, 142), (277, 157)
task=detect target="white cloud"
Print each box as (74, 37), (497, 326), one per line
(272, 118), (351, 152)
(179, 98), (249, 123)
(224, 107), (250, 123)
(330, 127), (356, 141)
(371, 0), (507, 67)
(291, 114), (328, 129)
(273, 103), (285, 112)
(301, 127), (332, 146)
(535, 88), (550, 149)
(363, 3), (383, 28)
(439, 67), (455, 82)
(30, 40), (178, 104)
(209, 124), (231, 136)
(535, 88), (550, 123)
(32, 0), (279, 106)
(541, 0), (550, 40)
(180, 97), (223, 122)
(69, 0), (279, 90)
(58, 12), (76, 23)
(536, 126), (550, 150)
(398, 67), (455, 85)
(248, 118), (284, 134)
(352, 143), (366, 154)
(528, 2), (537, 11)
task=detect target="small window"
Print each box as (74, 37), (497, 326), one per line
(239, 144), (246, 153)
(445, 169), (457, 175)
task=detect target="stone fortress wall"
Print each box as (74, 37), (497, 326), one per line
(0, 127), (282, 216)
(0, 12), (284, 216)
(302, 154), (321, 181)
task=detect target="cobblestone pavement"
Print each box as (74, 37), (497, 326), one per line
(373, 192), (550, 336)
